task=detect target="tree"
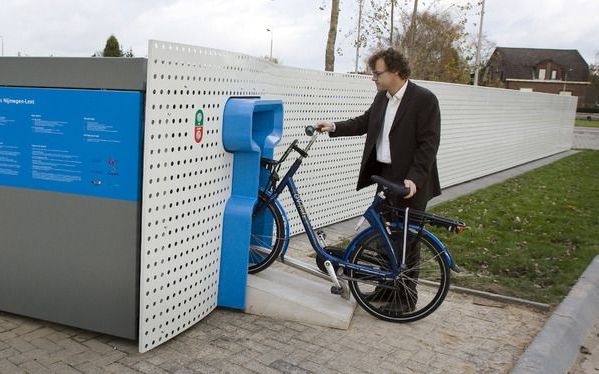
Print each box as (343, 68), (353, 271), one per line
(325, 0), (341, 71)
(586, 64), (599, 108)
(93, 35), (134, 57)
(396, 11), (470, 83)
(464, 32), (495, 84)
(263, 56), (280, 64)
(123, 47), (134, 58)
(103, 35), (123, 57)
(362, 0), (396, 50)
(354, 1), (483, 83)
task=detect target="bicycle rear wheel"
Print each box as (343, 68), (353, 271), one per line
(348, 229), (450, 322)
(249, 191), (286, 274)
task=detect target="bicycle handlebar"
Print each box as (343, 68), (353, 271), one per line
(303, 126), (319, 154)
(277, 126), (319, 163)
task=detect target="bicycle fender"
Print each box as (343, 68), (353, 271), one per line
(276, 199), (291, 257)
(410, 225), (456, 271)
(345, 225), (457, 271)
(260, 190), (291, 257)
(343, 226), (377, 261)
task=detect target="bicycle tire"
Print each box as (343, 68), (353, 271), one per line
(348, 228), (450, 323)
(248, 191), (286, 274)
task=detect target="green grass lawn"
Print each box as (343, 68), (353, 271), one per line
(429, 151), (599, 305)
(575, 119), (599, 128)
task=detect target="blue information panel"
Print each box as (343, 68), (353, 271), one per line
(0, 87), (143, 201)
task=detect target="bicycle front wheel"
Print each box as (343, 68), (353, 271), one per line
(348, 229), (450, 323)
(248, 191), (286, 274)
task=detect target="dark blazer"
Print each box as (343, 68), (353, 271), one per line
(330, 80), (441, 207)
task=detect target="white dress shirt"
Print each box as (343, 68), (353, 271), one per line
(376, 80), (408, 164)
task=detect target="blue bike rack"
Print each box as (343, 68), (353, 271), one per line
(218, 98), (283, 309)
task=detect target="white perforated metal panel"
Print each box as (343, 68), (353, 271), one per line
(139, 40), (575, 351)
(263, 67), (376, 236)
(139, 41), (236, 352)
(420, 81), (576, 188)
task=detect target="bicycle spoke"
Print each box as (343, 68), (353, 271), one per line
(248, 192), (285, 273)
(348, 229), (450, 322)
(401, 252), (443, 273)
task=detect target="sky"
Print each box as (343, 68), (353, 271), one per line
(0, 0), (597, 73)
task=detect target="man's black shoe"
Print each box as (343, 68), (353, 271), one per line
(379, 302), (415, 315)
(364, 285), (393, 302)
(364, 284), (418, 304)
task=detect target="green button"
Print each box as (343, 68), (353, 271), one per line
(195, 109), (204, 126)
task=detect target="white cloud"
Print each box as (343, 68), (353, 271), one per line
(480, 0), (598, 64)
(0, 0), (597, 70)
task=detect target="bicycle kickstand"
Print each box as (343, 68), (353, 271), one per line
(324, 261), (350, 300)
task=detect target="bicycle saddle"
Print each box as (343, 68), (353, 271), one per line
(371, 175), (410, 196)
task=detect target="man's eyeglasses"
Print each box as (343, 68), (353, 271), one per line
(372, 70), (388, 78)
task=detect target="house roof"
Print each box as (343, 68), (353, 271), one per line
(492, 47), (589, 81)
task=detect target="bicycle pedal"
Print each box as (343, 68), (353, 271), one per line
(330, 286), (343, 295)
(315, 246), (345, 273)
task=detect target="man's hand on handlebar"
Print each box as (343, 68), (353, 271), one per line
(403, 179), (417, 199)
(316, 121), (335, 133)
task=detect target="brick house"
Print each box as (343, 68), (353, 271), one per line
(482, 47), (590, 107)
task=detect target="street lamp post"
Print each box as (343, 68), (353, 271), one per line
(354, 0), (365, 73)
(390, 0), (394, 46)
(407, 0), (418, 58)
(266, 28), (273, 62)
(473, 0), (486, 86)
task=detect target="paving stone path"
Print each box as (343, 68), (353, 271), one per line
(573, 126), (599, 150)
(1, 291), (546, 374)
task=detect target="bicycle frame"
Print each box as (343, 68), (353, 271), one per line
(259, 156), (402, 279)
(251, 127), (465, 323)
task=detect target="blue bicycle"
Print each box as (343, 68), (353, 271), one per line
(249, 126), (465, 322)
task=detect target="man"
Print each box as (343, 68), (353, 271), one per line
(317, 48), (441, 312)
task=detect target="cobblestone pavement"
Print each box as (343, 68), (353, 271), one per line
(573, 126), (599, 150)
(0, 290), (546, 374)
